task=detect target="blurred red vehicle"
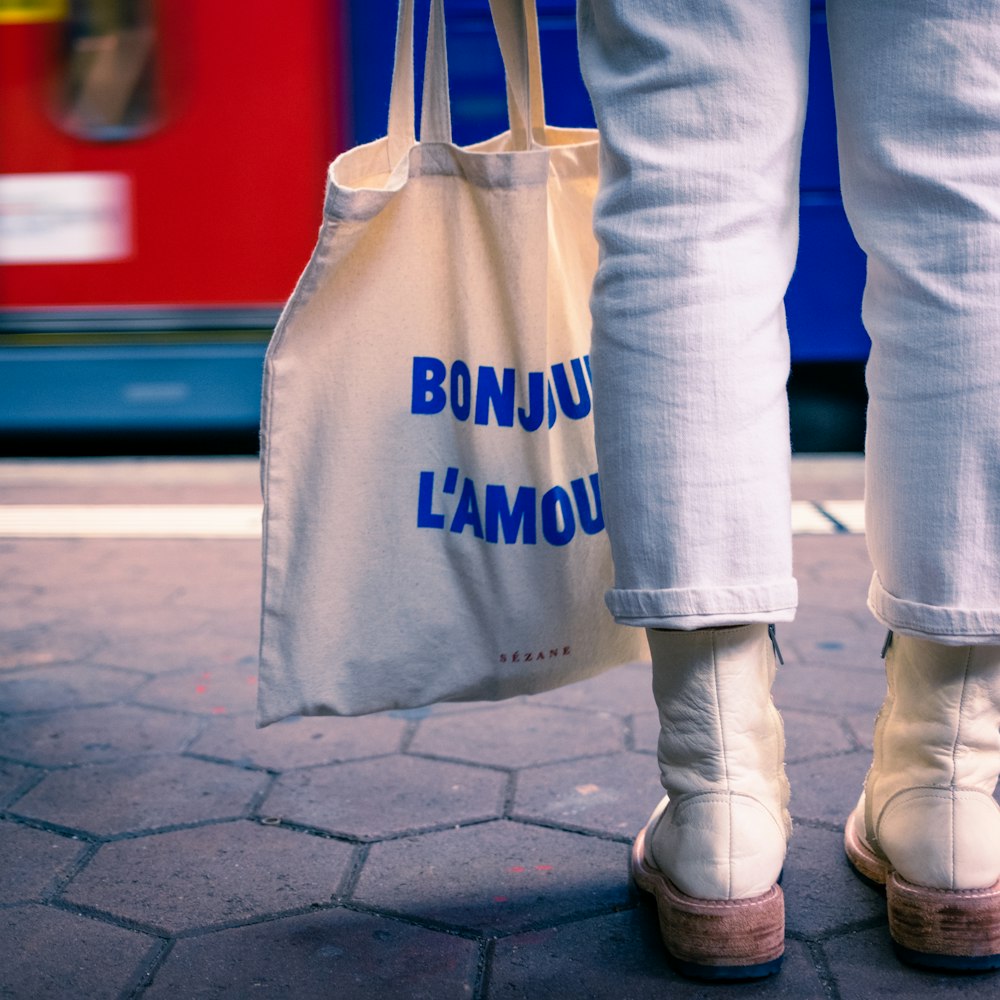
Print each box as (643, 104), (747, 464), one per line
(0, 0), (346, 436)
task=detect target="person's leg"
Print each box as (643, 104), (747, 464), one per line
(577, 0), (805, 631)
(632, 624), (790, 978)
(577, 0), (810, 978)
(828, 0), (1000, 969)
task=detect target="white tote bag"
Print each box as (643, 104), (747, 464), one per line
(257, 0), (646, 724)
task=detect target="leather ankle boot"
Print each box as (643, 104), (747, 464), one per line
(845, 631), (1000, 970)
(632, 623), (790, 979)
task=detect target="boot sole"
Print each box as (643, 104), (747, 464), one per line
(631, 819), (784, 980)
(844, 813), (1000, 971)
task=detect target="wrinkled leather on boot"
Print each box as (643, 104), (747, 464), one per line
(855, 633), (1000, 891)
(646, 624), (791, 900)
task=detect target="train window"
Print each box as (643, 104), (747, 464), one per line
(58, 0), (160, 140)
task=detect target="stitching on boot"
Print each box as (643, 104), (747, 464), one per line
(866, 643), (897, 856)
(708, 630), (733, 898)
(950, 647), (974, 888)
(877, 785), (996, 819)
(951, 792), (956, 890)
(673, 791), (789, 841)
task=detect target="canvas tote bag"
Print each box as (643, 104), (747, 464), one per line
(257, 0), (646, 725)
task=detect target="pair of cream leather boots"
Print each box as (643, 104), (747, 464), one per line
(636, 624), (1000, 980)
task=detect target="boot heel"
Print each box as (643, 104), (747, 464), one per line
(631, 827), (784, 980)
(887, 872), (1000, 971)
(843, 808), (888, 887)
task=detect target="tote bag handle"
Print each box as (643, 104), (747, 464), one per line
(387, 0), (452, 162)
(487, 0), (546, 150)
(387, 0), (547, 163)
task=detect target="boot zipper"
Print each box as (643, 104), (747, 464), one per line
(768, 624), (784, 665)
(881, 630), (894, 658)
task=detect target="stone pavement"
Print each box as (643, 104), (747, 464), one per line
(0, 456), (994, 999)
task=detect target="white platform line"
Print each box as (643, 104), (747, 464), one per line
(819, 499), (866, 534)
(0, 501), (866, 539)
(0, 505), (263, 539)
(791, 502), (838, 535)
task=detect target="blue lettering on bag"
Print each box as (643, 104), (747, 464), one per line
(418, 469), (604, 546)
(450, 477), (484, 538)
(411, 356), (447, 415)
(450, 361), (472, 421)
(518, 371), (545, 431)
(550, 358), (591, 420)
(475, 366), (516, 427)
(571, 473), (604, 535)
(416, 470), (446, 528)
(541, 485), (575, 546)
(411, 355), (591, 429)
(485, 483), (537, 544)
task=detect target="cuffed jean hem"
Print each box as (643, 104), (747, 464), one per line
(868, 574), (1000, 646)
(605, 581), (798, 630)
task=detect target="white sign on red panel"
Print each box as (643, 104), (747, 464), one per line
(0, 172), (132, 264)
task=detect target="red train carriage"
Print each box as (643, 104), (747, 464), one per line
(0, 0), (346, 434)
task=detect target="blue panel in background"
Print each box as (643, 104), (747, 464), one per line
(789, 197), (869, 361)
(801, 10), (841, 191)
(2, 344), (268, 432)
(788, 9), (868, 361)
(346, 0), (868, 363)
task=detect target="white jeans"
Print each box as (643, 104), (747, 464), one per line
(578, 0), (1000, 644)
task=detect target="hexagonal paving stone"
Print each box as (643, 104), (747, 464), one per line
(793, 530), (870, 565)
(787, 751), (872, 826)
(0, 704), (200, 767)
(0, 760), (36, 805)
(143, 908), (479, 1000)
(0, 625), (105, 671)
(190, 713), (407, 771)
(488, 908), (671, 998)
(0, 822), (85, 902)
(629, 711), (659, 756)
(352, 819), (630, 935)
(488, 912), (825, 999)
(783, 825), (885, 939)
(779, 611), (875, 667)
(822, 925), (991, 999)
(23, 540), (242, 620)
(512, 752), (662, 840)
(0, 592), (64, 636)
(0, 903), (155, 1000)
(90, 599), (257, 677)
(171, 587), (261, 625)
(97, 628), (255, 676)
(776, 588), (841, 629)
(785, 624), (887, 674)
(63, 821), (355, 935)
(773, 662), (885, 715)
(12, 755), (268, 837)
(529, 661), (652, 717)
(843, 710), (878, 751)
(408, 703), (623, 769)
(415, 698), (508, 717)
(781, 708), (855, 763)
(135, 662), (259, 716)
(262, 755), (505, 839)
(0, 664), (143, 713)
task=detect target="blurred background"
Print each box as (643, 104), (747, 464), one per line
(0, 0), (867, 458)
